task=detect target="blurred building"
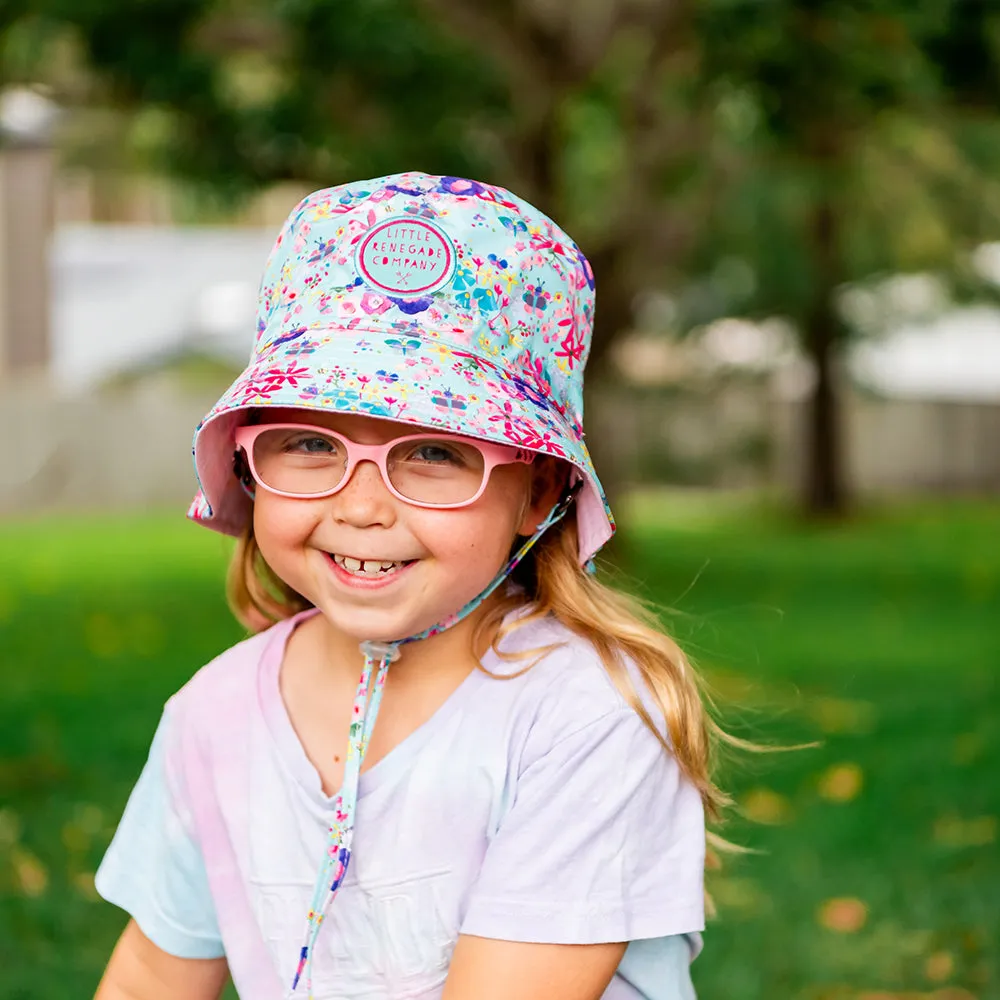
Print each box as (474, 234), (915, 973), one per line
(1, 155), (999, 516)
(52, 224), (273, 389)
(613, 307), (1000, 495)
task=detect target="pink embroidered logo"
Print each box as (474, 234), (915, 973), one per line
(356, 217), (456, 297)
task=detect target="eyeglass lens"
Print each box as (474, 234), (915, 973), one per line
(249, 428), (487, 505)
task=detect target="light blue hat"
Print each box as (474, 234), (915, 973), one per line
(188, 171), (614, 564)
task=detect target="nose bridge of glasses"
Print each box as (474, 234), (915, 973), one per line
(339, 436), (396, 498)
(344, 436), (396, 467)
(340, 452), (392, 495)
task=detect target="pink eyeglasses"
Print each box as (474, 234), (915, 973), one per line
(233, 423), (535, 509)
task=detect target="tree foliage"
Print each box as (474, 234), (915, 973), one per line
(3, 0), (1000, 512)
(688, 0), (1000, 510)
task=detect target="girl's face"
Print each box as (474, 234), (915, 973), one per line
(251, 409), (557, 646)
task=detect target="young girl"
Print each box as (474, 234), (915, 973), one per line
(94, 172), (722, 1000)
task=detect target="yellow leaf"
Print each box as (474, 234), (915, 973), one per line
(924, 951), (954, 983)
(817, 896), (867, 933)
(11, 846), (48, 897)
(741, 787), (794, 825)
(817, 762), (864, 802)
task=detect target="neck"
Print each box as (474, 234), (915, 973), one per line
(312, 590), (513, 686)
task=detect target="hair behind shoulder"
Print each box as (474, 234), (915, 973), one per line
(477, 509), (737, 831)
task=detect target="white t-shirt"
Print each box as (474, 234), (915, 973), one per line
(96, 607), (706, 999)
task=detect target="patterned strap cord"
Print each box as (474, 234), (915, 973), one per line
(289, 479), (582, 993)
(292, 643), (394, 995)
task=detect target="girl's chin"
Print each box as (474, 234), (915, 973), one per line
(315, 606), (428, 647)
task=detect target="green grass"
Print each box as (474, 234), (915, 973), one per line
(0, 499), (997, 1000)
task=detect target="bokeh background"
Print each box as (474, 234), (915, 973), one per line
(0, 2), (997, 998)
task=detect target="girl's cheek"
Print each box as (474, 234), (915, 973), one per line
(255, 500), (314, 546)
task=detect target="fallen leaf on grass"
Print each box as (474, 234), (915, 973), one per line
(924, 951), (954, 983)
(817, 896), (867, 933)
(11, 845), (48, 897)
(932, 815), (996, 848)
(818, 762), (864, 802)
(740, 787), (793, 824)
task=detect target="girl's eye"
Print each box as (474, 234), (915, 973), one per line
(407, 442), (466, 466)
(285, 434), (338, 455)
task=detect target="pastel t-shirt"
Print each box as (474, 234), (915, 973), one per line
(96, 607), (706, 999)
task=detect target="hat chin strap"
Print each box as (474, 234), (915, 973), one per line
(358, 478), (583, 667)
(292, 481), (582, 995)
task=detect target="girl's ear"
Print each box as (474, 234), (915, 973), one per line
(516, 457), (568, 536)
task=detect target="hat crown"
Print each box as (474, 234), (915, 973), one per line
(252, 172), (594, 432)
(189, 171), (614, 563)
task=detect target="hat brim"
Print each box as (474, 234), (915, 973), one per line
(188, 331), (614, 564)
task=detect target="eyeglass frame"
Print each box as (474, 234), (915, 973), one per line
(232, 423), (536, 509)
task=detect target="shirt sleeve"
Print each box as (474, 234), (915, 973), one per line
(461, 703), (706, 944)
(94, 705), (225, 959)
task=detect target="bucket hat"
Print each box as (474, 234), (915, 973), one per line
(187, 171), (614, 564)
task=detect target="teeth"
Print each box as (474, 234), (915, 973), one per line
(331, 553), (405, 576)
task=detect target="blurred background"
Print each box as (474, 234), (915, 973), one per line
(0, 2), (997, 998)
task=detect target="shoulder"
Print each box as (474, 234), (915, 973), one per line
(488, 611), (660, 763)
(165, 613), (301, 737)
(492, 611), (624, 703)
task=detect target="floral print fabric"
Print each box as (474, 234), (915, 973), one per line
(188, 172), (614, 564)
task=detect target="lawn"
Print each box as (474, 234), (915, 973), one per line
(0, 498), (996, 1000)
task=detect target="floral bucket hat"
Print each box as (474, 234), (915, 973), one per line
(188, 171), (614, 565)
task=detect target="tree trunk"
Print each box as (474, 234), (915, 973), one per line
(803, 199), (847, 516)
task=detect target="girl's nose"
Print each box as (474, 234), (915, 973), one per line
(329, 459), (397, 527)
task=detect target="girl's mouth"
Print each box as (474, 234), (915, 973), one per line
(324, 552), (417, 587)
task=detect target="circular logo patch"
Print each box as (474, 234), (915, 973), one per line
(356, 217), (456, 297)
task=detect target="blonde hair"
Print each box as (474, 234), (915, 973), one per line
(227, 499), (743, 861)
